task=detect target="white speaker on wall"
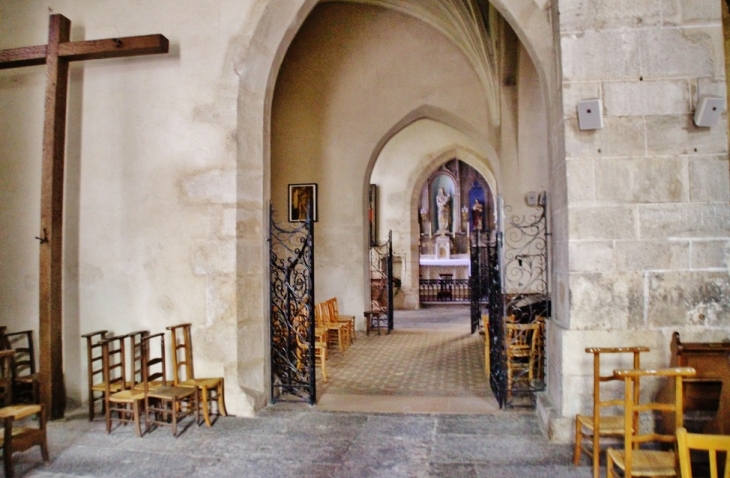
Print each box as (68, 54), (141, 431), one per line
(693, 96), (724, 127)
(577, 99), (603, 130)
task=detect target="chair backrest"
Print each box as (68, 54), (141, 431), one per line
(314, 303), (326, 328)
(100, 335), (128, 395)
(141, 332), (169, 392)
(318, 302), (335, 326)
(505, 321), (540, 358)
(614, 367), (697, 477)
(677, 427), (730, 478)
(3, 330), (37, 378)
(586, 347), (649, 418)
(0, 350), (14, 406)
(325, 298), (336, 320)
(82, 330), (109, 388)
(126, 330), (149, 388)
(165, 324), (193, 384)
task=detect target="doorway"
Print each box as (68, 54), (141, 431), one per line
(265, 0), (553, 413)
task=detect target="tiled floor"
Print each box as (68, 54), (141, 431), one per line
(317, 306), (497, 414)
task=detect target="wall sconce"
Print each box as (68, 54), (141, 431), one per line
(525, 191), (547, 207)
(693, 96), (724, 127)
(577, 99), (603, 130)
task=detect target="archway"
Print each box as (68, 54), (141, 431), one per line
(236, 0), (561, 417)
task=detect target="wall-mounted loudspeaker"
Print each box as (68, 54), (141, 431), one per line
(577, 99), (603, 130)
(693, 96), (724, 127)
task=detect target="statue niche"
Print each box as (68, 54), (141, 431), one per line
(435, 187), (452, 235)
(417, 160), (493, 284)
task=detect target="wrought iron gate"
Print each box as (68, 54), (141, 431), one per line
(369, 230), (394, 331)
(469, 231), (490, 334)
(484, 194), (550, 409)
(269, 205), (316, 404)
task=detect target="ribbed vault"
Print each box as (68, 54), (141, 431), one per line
(325, 0), (501, 125)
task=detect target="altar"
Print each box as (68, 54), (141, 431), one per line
(419, 255), (471, 280)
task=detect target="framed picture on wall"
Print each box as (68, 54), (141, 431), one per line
(288, 183), (318, 222)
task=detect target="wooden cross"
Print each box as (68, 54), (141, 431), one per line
(0, 14), (168, 419)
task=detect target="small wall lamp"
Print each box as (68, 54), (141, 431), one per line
(693, 96), (724, 128)
(577, 99), (603, 130)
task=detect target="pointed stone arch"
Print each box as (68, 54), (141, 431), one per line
(235, 0), (557, 414)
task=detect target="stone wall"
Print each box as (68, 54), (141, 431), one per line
(550, 0), (730, 441)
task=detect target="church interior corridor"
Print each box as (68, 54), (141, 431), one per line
(316, 306), (499, 414)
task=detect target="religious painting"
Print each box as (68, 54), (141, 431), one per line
(369, 184), (377, 246)
(288, 183), (318, 222)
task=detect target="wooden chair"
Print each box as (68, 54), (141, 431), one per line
(81, 330), (109, 420)
(1, 330), (40, 404)
(0, 404), (49, 478)
(101, 335), (145, 436)
(505, 318), (540, 399)
(293, 308), (328, 383)
(574, 346), (650, 478)
(677, 427), (730, 478)
(165, 324), (224, 427)
(606, 367), (697, 478)
(326, 298), (355, 343)
(0, 351), (14, 407)
(143, 332), (199, 437)
(316, 302), (349, 353)
(125, 330), (164, 392)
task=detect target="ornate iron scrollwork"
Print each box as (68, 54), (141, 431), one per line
(269, 205), (316, 404)
(499, 196), (549, 408)
(479, 195), (549, 409)
(369, 230), (393, 331)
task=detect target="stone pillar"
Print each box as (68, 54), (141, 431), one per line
(548, 0), (730, 442)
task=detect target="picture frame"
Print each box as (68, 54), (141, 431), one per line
(288, 183), (318, 222)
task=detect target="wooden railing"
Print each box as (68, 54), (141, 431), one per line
(419, 278), (470, 302)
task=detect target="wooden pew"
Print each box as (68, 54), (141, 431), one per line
(658, 332), (730, 435)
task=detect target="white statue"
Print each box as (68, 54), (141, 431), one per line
(435, 187), (451, 234)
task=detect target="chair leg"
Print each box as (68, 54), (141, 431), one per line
(216, 380), (227, 417)
(144, 398), (151, 434)
(573, 416), (582, 465)
(201, 386), (211, 427)
(105, 400), (112, 434)
(171, 398), (178, 437)
(606, 451), (614, 478)
(39, 408), (49, 462)
(194, 390), (200, 427)
(592, 427), (599, 478)
(88, 391), (95, 422)
(4, 417), (13, 478)
(133, 401), (142, 437)
(321, 349), (328, 383)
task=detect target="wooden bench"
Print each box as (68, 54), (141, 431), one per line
(658, 332), (730, 435)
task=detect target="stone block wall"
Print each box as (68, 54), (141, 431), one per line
(550, 0), (730, 441)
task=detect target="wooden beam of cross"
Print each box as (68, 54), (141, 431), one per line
(0, 14), (168, 420)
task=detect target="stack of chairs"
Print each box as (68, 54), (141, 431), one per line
(291, 302), (328, 383)
(315, 298), (353, 353)
(504, 315), (541, 401)
(82, 323), (227, 437)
